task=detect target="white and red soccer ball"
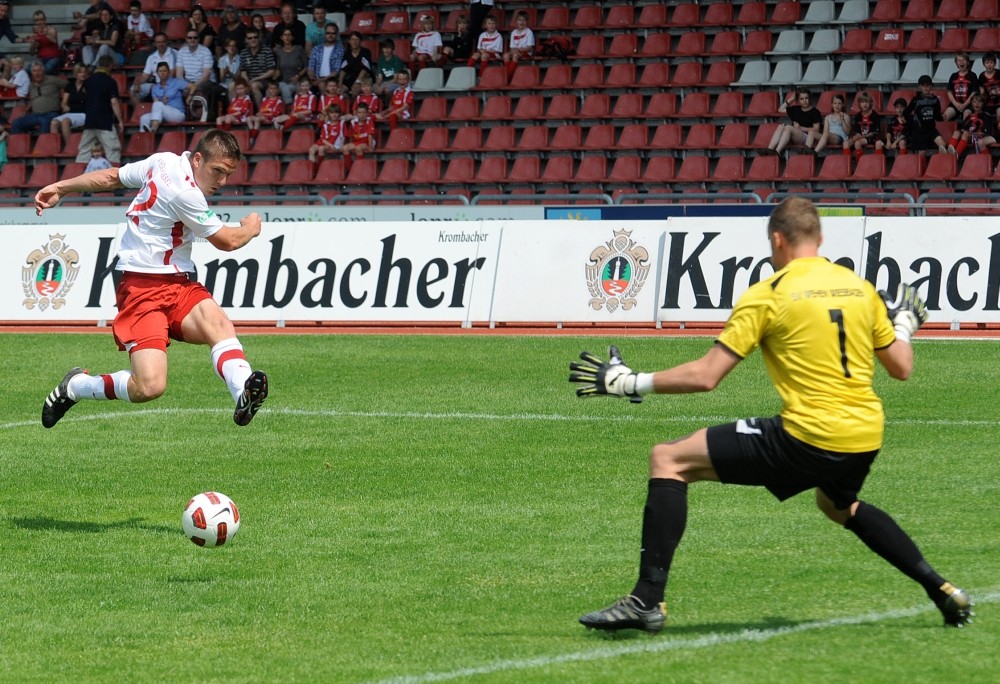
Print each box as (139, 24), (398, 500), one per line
(181, 492), (241, 547)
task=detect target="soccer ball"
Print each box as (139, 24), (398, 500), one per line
(181, 492), (241, 547)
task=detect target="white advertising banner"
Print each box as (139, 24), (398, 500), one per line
(6, 217), (1000, 324)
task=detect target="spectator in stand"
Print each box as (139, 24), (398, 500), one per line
(374, 40), (405, 99)
(270, 1), (306, 49)
(764, 88), (822, 155)
(352, 76), (380, 116)
(273, 75), (318, 130)
(124, 1), (153, 55)
(250, 14), (272, 48)
(503, 12), (535, 80)
(75, 55), (123, 165)
(11, 61), (65, 134)
(813, 93), (851, 154)
(189, 5), (216, 52)
(0, 55), (29, 98)
(443, 15), (473, 64)
(217, 38), (241, 102)
(139, 62), (187, 134)
(468, 15), (503, 76)
(239, 28), (278, 107)
(83, 142), (112, 173)
(308, 103), (343, 166)
(82, 7), (124, 69)
(340, 101), (375, 172)
(130, 33), (178, 107)
(320, 75), (349, 114)
(28, 11), (62, 75)
(410, 15), (444, 77)
(217, 78), (253, 130)
(307, 23), (344, 92)
(0, 115), (7, 168)
(375, 70), (413, 131)
(306, 5), (336, 54)
(980, 52), (1000, 120)
(877, 97), (910, 156)
(339, 31), (373, 96)
(947, 93), (997, 157)
(0, 0), (28, 80)
(845, 91), (881, 162)
(905, 75), (949, 155)
(274, 27), (309, 103)
(469, 0), (495, 33)
(942, 52), (979, 122)
(177, 28), (218, 122)
(246, 80), (284, 140)
(51, 63), (89, 145)
(74, 0), (114, 34)
(216, 5), (248, 58)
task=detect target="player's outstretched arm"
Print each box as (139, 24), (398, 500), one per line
(876, 282), (927, 380)
(206, 212), (262, 252)
(34, 168), (124, 216)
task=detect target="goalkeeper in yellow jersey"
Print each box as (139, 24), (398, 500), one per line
(570, 197), (972, 633)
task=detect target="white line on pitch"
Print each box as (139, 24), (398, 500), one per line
(4, 406), (1000, 431)
(372, 591), (998, 684)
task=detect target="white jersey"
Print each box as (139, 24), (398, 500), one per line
(116, 151), (225, 274)
(411, 30), (443, 56)
(476, 31), (503, 54)
(508, 28), (534, 51)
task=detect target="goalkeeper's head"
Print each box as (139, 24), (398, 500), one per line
(767, 197), (822, 268)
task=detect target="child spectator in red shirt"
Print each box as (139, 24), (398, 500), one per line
(947, 93), (997, 156)
(376, 71), (413, 131)
(273, 76), (318, 130)
(352, 77), (380, 116)
(247, 80), (284, 140)
(341, 101), (376, 172)
(320, 76), (350, 116)
(308, 104), (343, 167)
(216, 78), (254, 131)
(845, 91), (880, 162)
(877, 97), (910, 156)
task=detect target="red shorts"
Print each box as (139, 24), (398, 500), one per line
(112, 272), (213, 353)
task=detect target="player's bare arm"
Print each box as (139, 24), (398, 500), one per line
(34, 168), (125, 215)
(207, 213), (262, 252)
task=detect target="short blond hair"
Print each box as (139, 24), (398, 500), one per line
(768, 197), (821, 246)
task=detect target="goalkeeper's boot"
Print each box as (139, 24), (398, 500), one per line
(42, 367), (85, 429)
(234, 370), (268, 426)
(934, 582), (974, 627)
(579, 595), (666, 634)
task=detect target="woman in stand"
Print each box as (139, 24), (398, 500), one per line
(29, 11), (62, 74)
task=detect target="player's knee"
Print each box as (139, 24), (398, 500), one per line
(649, 443), (681, 478)
(815, 490), (853, 525)
(130, 376), (166, 402)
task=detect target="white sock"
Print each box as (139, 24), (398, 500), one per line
(211, 338), (252, 403)
(67, 370), (132, 402)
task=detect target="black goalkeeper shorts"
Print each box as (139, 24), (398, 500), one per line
(706, 416), (878, 510)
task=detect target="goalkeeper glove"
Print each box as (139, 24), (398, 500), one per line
(568, 345), (653, 403)
(879, 282), (928, 344)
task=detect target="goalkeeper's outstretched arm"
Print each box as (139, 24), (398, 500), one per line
(646, 344), (742, 394)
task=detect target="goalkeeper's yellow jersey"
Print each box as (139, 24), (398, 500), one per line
(716, 257), (896, 453)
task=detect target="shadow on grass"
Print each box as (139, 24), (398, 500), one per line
(8, 516), (175, 534)
(583, 615), (802, 640)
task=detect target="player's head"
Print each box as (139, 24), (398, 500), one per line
(192, 130), (241, 194)
(767, 197), (822, 268)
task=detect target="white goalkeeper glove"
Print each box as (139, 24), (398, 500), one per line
(879, 282), (928, 344)
(568, 345), (654, 403)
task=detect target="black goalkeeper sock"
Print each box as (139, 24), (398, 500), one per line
(631, 478), (688, 607)
(845, 501), (947, 599)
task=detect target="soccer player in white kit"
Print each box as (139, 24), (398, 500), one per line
(35, 129), (269, 428)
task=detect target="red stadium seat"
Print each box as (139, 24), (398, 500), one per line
(650, 124), (682, 149)
(607, 34), (638, 59)
(349, 12), (377, 34)
(518, 126), (549, 151)
(540, 64), (573, 89)
(867, 0), (902, 22)
(608, 155), (643, 183)
(575, 155), (608, 184)
(752, 123), (781, 149)
(747, 155), (779, 182)
(606, 63), (638, 89)
(574, 35), (606, 59)
(512, 94), (544, 120)
(887, 154), (927, 181)
(283, 128), (313, 155)
(645, 93), (678, 117)
(417, 127), (449, 153)
(874, 29), (904, 53)
(782, 155), (816, 181)
(549, 124), (583, 151)
(852, 154), (888, 181)
(482, 126), (515, 152)
(571, 6), (603, 30)
(636, 5), (668, 28)
(746, 92), (779, 117)
(547, 94), (579, 119)
(379, 11), (408, 35)
(703, 3), (734, 26)
(638, 62), (671, 88)
(538, 7), (570, 30)
(818, 154), (851, 181)
(644, 156), (676, 183)
(967, 0), (999, 21)
(611, 93), (644, 118)
(938, 28), (970, 53)
(413, 97), (447, 122)
(31, 133), (63, 157)
(314, 158), (345, 185)
(712, 156), (745, 183)
(450, 96), (481, 121)
(923, 153), (958, 181)
(902, 0), (935, 21)
(675, 155), (710, 182)
(717, 123), (750, 149)
(159, 130), (188, 155)
(618, 124), (649, 149)
(508, 65), (540, 89)
(124, 131), (155, 158)
(344, 158), (378, 185)
(956, 153), (993, 181)
(670, 3), (701, 27)
(573, 63), (605, 89)
(671, 62), (703, 88)
(482, 95), (513, 121)
(450, 126), (482, 153)
(439, 156), (474, 185)
(740, 30), (774, 55)
(282, 159), (318, 186)
(713, 91), (745, 118)
(580, 93), (611, 119)
(408, 157), (441, 185)
(27, 162), (59, 188)
(709, 32), (741, 57)
(735, 2), (767, 25)
(771, 1), (802, 23)
(248, 159), (282, 188)
(678, 92), (710, 118)
(604, 5), (635, 28)
(681, 123), (716, 149)
(639, 33), (671, 59)
(382, 128), (415, 154)
(905, 28), (938, 52)
(508, 156), (541, 184)
(582, 124), (615, 151)
(838, 29), (873, 54)
(673, 33), (706, 57)
(475, 156), (507, 185)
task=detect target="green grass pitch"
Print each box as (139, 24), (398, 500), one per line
(1, 333), (997, 683)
